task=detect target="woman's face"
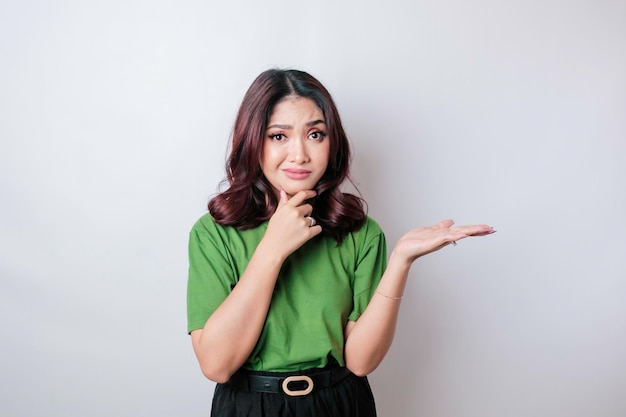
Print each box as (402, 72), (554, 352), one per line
(260, 96), (330, 197)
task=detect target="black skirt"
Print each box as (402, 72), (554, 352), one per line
(210, 366), (377, 417)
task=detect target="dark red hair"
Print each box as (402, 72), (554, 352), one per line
(208, 69), (366, 242)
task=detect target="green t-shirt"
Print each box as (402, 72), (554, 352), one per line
(187, 213), (387, 372)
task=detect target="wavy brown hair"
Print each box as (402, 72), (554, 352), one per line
(208, 69), (366, 242)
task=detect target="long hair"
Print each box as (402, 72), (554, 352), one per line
(208, 69), (366, 242)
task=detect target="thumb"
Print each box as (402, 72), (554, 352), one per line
(277, 188), (289, 207)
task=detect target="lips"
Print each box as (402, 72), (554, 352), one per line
(282, 168), (312, 180)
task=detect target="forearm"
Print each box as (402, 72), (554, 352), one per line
(192, 243), (285, 383)
(344, 220), (495, 376)
(344, 252), (411, 376)
(191, 190), (324, 382)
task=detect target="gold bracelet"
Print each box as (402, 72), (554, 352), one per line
(375, 289), (403, 300)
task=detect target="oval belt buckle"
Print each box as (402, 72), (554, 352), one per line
(282, 375), (314, 396)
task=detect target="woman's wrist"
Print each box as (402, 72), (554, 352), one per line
(254, 238), (288, 268)
(388, 249), (414, 272)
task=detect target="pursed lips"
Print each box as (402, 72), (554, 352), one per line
(282, 168), (312, 179)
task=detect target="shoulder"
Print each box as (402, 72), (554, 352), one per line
(188, 213), (224, 249)
(362, 216), (384, 234)
(189, 212), (220, 241)
(351, 216), (385, 240)
(189, 211), (268, 248)
(191, 212), (221, 234)
(341, 216), (386, 255)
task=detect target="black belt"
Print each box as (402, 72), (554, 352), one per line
(226, 367), (352, 397)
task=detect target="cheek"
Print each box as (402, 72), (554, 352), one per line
(259, 146), (274, 170)
(319, 143), (331, 168)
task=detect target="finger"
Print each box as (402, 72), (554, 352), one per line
(446, 232), (468, 245)
(472, 229), (497, 236)
(435, 219), (454, 229)
(277, 188), (289, 208)
(454, 224), (495, 236)
(308, 224), (323, 237)
(287, 190), (317, 207)
(295, 202), (315, 217)
(448, 234), (467, 245)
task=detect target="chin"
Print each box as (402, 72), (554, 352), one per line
(283, 188), (302, 197)
(283, 185), (314, 197)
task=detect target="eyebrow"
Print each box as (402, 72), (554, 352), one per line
(267, 119), (326, 130)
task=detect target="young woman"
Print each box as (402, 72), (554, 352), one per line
(187, 69), (495, 417)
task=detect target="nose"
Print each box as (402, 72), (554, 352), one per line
(288, 137), (309, 164)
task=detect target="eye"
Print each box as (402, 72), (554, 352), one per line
(269, 133), (286, 141)
(308, 131), (327, 141)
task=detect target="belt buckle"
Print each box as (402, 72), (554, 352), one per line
(281, 375), (314, 396)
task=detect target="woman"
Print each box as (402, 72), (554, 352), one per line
(187, 69), (495, 416)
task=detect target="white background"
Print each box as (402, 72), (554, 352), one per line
(1, 1), (625, 416)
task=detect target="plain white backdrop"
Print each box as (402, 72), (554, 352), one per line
(1, 1), (625, 416)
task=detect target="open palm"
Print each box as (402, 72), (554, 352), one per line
(393, 219), (495, 262)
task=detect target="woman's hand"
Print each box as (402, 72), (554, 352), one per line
(262, 189), (322, 261)
(392, 219), (495, 265)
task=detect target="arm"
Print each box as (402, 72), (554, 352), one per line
(344, 220), (495, 376)
(190, 190), (320, 383)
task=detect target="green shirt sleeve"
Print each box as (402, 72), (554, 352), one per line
(348, 218), (387, 322)
(186, 215), (237, 334)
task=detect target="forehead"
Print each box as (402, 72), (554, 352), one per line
(268, 96), (324, 123)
